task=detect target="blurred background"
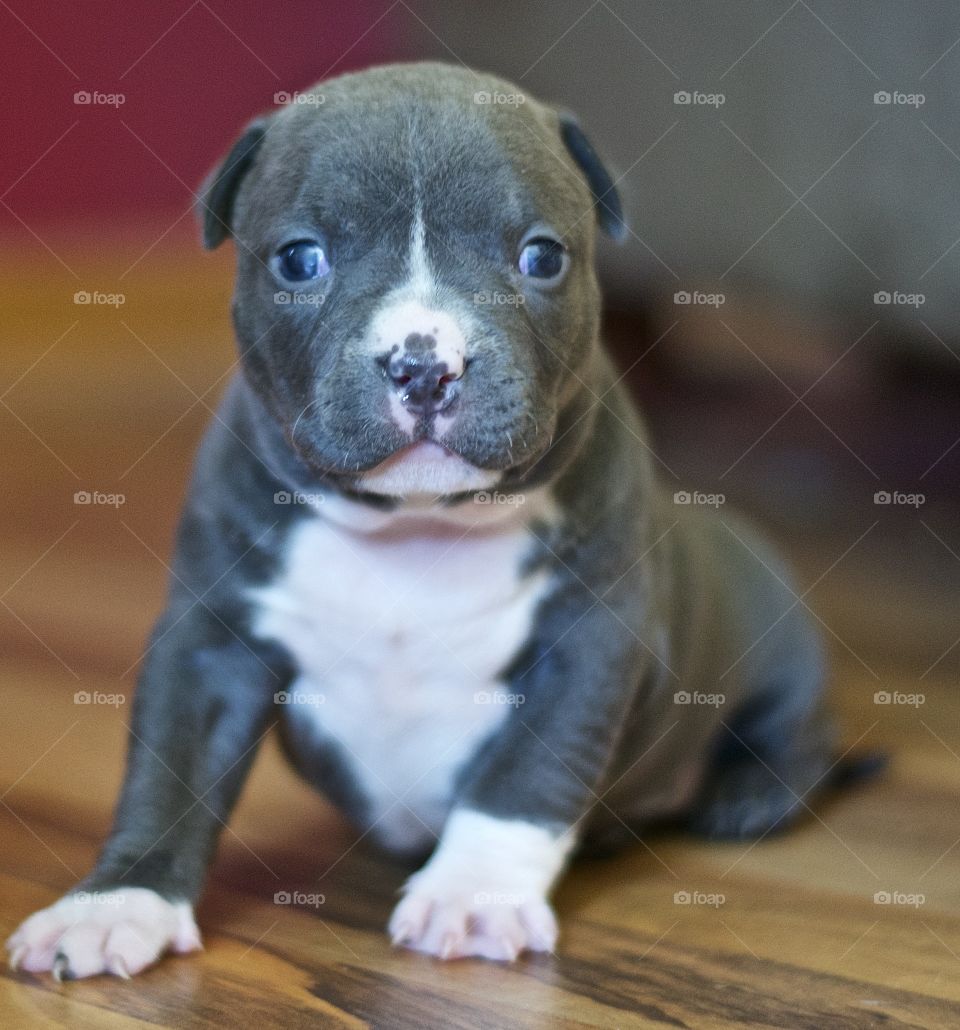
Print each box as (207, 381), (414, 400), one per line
(0, 0), (958, 816)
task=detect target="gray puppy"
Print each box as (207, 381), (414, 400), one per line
(9, 62), (853, 978)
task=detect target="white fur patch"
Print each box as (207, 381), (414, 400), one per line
(369, 297), (467, 376)
(7, 888), (200, 980)
(358, 442), (499, 497)
(365, 205), (468, 368)
(389, 809), (572, 960)
(406, 204), (432, 299)
(364, 205), (475, 435)
(248, 491), (554, 852)
(388, 392), (419, 438)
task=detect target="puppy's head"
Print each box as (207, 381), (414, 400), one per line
(200, 62), (625, 499)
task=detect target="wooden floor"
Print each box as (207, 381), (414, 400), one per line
(2, 239), (960, 1027)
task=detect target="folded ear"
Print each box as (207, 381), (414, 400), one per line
(198, 118), (269, 250)
(558, 113), (627, 241)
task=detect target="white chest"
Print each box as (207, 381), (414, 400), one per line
(248, 496), (552, 850)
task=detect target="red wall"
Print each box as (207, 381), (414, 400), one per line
(0, 1), (403, 226)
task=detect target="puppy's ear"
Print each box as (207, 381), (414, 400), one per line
(198, 118), (269, 250)
(558, 113), (627, 241)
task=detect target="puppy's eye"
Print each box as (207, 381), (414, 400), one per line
(273, 240), (330, 283)
(518, 237), (567, 281)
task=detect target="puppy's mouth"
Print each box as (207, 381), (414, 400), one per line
(353, 441), (500, 498)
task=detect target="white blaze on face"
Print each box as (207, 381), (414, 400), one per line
(360, 206), (490, 496)
(370, 298), (467, 387)
(367, 206), (470, 419)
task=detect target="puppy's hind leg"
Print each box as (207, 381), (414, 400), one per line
(686, 674), (839, 843)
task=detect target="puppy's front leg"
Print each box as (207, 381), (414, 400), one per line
(7, 607), (288, 979)
(390, 600), (646, 961)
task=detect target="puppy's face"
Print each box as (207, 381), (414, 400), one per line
(202, 64), (624, 497)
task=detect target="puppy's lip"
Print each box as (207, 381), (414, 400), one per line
(356, 441), (501, 497)
(367, 440), (481, 476)
(384, 441), (457, 462)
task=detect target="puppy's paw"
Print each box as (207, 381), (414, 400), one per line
(688, 759), (806, 841)
(6, 888), (201, 980)
(387, 809), (570, 962)
(389, 874), (558, 960)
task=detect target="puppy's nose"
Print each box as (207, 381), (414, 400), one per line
(386, 345), (464, 416)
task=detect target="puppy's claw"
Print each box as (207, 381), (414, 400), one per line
(109, 956), (132, 980)
(500, 937), (518, 962)
(390, 922), (412, 947)
(439, 931), (461, 960)
(52, 954), (71, 983)
(8, 945), (26, 972)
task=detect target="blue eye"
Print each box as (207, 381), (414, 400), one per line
(518, 237), (566, 280)
(274, 240), (330, 283)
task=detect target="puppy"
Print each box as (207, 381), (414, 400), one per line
(9, 62), (853, 978)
